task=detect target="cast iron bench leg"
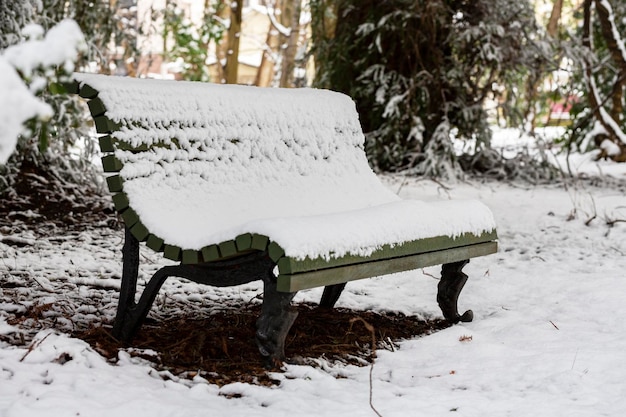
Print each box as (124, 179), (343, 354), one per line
(112, 227), (300, 367)
(112, 228), (140, 341)
(438, 260), (474, 323)
(114, 266), (178, 342)
(112, 228), (175, 342)
(256, 267), (298, 369)
(319, 283), (347, 309)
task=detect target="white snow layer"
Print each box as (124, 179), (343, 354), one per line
(2, 20), (85, 77)
(2, 176), (626, 417)
(0, 58), (52, 165)
(74, 74), (496, 259)
(0, 20), (85, 165)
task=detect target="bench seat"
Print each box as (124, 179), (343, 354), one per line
(70, 73), (497, 367)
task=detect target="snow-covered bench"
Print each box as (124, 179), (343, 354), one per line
(70, 73), (497, 367)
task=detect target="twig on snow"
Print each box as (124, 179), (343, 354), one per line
(421, 269), (439, 280)
(31, 275), (56, 293)
(395, 176), (409, 195)
(350, 317), (383, 417)
(20, 332), (53, 362)
(606, 218), (626, 227)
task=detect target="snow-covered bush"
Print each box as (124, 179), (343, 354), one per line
(311, 0), (548, 178)
(0, 20), (86, 166)
(564, 0), (626, 161)
(0, 0), (35, 49)
(0, 0), (140, 194)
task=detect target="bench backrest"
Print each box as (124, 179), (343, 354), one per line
(73, 74), (399, 262)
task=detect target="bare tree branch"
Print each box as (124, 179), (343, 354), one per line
(582, 0), (626, 145)
(265, 1), (291, 37)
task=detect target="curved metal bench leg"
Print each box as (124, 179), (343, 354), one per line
(113, 230), (275, 344)
(437, 260), (474, 324)
(112, 265), (176, 343)
(256, 267), (298, 369)
(319, 283), (347, 309)
(112, 228), (141, 341)
(112, 226), (180, 342)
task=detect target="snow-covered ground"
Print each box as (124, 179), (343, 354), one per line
(2, 165), (626, 416)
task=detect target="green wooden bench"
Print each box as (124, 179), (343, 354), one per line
(69, 73), (497, 368)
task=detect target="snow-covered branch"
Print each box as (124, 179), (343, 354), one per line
(586, 73), (626, 144)
(0, 59), (52, 165)
(595, 0), (626, 69)
(265, 4), (291, 37)
(581, 0), (626, 145)
(0, 20), (86, 165)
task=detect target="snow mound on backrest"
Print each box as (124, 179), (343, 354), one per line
(74, 74), (495, 259)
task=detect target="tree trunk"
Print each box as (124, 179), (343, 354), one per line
(593, 0), (626, 121)
(583, 0), (607, 126)
(255, 1), (284, 87)
(214, 0), (229, 83)
(225, 0), (243, 84)
(279, 0), (302, 87)
(527, 0), (564, 131)
(309, 0), (339, 89)
(582, 0), (626, 160)
(546, 0), (563, 37)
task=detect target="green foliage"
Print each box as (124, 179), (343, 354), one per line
(311, 0), (548, 177)
(161, 0), (225, 82)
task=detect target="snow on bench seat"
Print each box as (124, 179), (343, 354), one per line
(72, 73), (497, 290)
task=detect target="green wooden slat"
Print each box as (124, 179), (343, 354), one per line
(182, 250), (199, 265)
(277, 257), (292, 273)
(106, 175), (124, 192)
(101, 155), (122, 172)
(99, 135), (116, 153)
(48, 81), (79, 94)
(130, 222), (149, 242)
(94, 116), (121, 133)
(88, 97), (107, 117)
(276, 241), (498, 292)
(268, 241), (285, 262)
(219, 240), (237, 258)
(100, 136), (173, 153)
(98, 134), (153, 154)
(94, 116), (111, 133)
(201, 245), (220, 262)
(164, 245), (181, 261)
(117, 142), (149, 152)
(251, 234), (269, 251)
(235, 233), (252, 251)
(111, 193), (129, 211)
(146, 234), (164, 252)
(120, 207), (139, 227)
(59, 80), (79, 94)
(277, 230), (497, 275)
(78, 84), (98, 99)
